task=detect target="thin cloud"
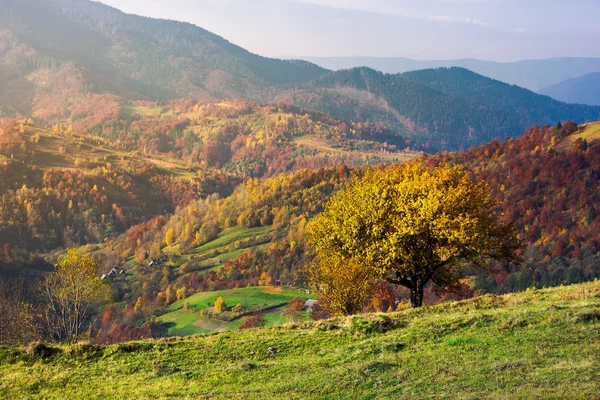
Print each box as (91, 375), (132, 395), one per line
(429, 15), (487, 27)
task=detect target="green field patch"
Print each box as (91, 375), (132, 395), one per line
(160, 226), (274, 275)
(190, 226), (272, 255)
(159, 286), (312, 336)
(198, 243), (271, 272)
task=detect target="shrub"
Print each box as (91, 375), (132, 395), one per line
(26, 342), (61, 359)
(239, 313), (267, 330)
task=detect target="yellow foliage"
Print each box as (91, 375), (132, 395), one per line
(176, 286), (187, 301)
(134, 297), (142, 311)
(214, 296), (226, 313)
(165, 228), (175, 246)
(41, 249), (111, 341)
(308, 161), (521, 309)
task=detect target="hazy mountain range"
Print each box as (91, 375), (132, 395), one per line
(1, 0), (599, 150)
(540, 72), (600, 106)
(303, 56), (600, 93)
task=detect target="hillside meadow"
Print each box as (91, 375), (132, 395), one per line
(1, 280), (599, 399)
(159, 286), (311, 336)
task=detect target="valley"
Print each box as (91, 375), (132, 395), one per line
(0, 0), (599, 398)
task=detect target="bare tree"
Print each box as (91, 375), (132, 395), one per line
(0, 280), (39, 346)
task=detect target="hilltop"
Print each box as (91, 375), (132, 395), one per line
(0, 0), (326, 109)
(303, 56), (600, 92)
(1, 281), (599, 399)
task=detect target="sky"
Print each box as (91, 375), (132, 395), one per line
(97, 0), (600, 61)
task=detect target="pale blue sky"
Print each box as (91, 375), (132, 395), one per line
(97, 0), (600, 61)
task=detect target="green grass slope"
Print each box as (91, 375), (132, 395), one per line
(160, 226), (273, 273)
(158, 286), (311, 336)
(2, 281), (600, 399)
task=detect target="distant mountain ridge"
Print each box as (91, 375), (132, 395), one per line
(302, 56), (600, 92)
(540, 72), (600, 106)
(1, 0), (600, 151)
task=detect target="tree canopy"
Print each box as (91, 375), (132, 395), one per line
(40, 249), (111, 342)
(308, 162), (521, 309)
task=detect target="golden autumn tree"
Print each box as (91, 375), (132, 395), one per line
(165, 228), (175, 246)
(308, 254), (376, 316)
(40, 249), (111, 342)
(308, 162), (521, 310)
(214, 296), (226, 313)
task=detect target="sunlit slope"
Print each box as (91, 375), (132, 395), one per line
(1, 281), (599, 399)
(158, 286), (311, 336)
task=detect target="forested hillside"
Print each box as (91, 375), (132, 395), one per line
(0, 0), (326, 113)
(2, 104), (598, 342)
(286, 67), (600, 150)
(48, 120), (594, 342)
(430, 120), (600, 292)
(304, 56), (600, 91)
(2, 0), (599, 152)
(0, 99), (416, 277)
(402, 68), (600, 126)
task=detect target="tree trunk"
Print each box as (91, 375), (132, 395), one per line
(410, 285), (424, 308)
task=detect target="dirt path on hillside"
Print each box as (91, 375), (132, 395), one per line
(192, 319), (228, 331)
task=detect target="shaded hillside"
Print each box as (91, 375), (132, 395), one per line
(287, 67), (600, 150)
(540, 72), (600, 106)
(402, 67), (600, 127)
(1, 281), (599, 399)
(0, 0), (327, 113)
(304, 56), (600, 91)
(0, 118), (235, 257)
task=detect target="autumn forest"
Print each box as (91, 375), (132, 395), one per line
(1, 1), (600, 399)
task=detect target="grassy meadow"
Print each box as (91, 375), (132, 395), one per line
(1, 281), (599, 399)
(158, 286), (312, 336)
(159, 226), (273, 273)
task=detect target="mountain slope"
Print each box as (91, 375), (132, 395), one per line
(288, 67), (600, 149)
(429, 120), (600, 292)
(304, 56), (600, 91)
(0, 99), (417, 270)
(540, 72), (600, 106)
(402, 67), (600, 126)
(0, 0), (327, 109)
(79, 121), (600, 328)
(1, 0), (599, 152)
(1, 281), (599, 399)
